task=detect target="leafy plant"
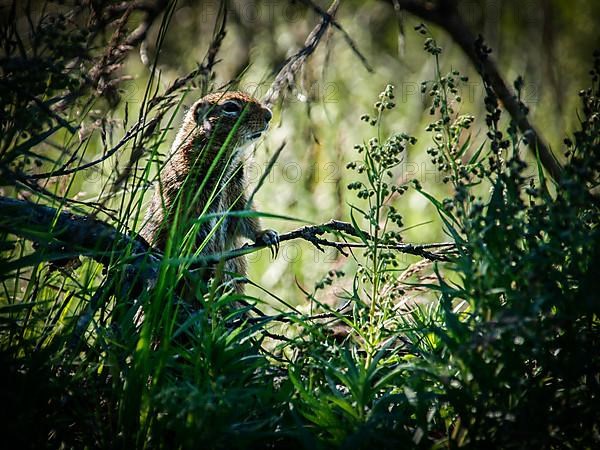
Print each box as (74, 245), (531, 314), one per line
(1, 5), (598, 449)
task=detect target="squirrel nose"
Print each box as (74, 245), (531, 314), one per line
(264, 108), (272, 123)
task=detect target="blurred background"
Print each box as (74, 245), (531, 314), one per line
(9, 0), (600, 305)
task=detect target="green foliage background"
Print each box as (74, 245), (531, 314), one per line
(0, 1), (598, 448)
(120, 0), (599, 303)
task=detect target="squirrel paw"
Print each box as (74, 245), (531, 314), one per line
(256, 229), (279, 258)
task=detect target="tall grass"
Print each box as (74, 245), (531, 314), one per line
(1, 4), (598, 448)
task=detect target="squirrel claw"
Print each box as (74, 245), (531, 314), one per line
(256, 229), (279, 259)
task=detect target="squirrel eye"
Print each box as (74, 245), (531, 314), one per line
(221, 100), (242, 116)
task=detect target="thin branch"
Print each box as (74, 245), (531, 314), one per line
(259, 0), (342, 212)
(193, 219), (456, 266)
(263, 0), (341, 109)
(0, 198), (456, 274)
(298, 0), (373, 73)
(392, 0), (563, 181)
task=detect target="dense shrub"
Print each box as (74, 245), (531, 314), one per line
(0, 4), (598, 448)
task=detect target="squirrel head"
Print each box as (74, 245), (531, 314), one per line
(190, 91), (272, 148)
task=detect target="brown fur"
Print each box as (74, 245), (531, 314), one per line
(139, 91), (274, 294)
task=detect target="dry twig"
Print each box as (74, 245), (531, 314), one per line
(0, 198), (456, 271)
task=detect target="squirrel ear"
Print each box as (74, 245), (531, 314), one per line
(193, 100), (211, 123)
(193, 100), (214, 132)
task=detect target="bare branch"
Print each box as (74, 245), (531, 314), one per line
(260, 0), (344, 208)
(263, 0), (341, 109)
(391, 0), (563, 182)
(0, 196), (150, 266)
(298, 0), (373, 73)
(194, 219), (456, 265)
(0, 198), (455, 276)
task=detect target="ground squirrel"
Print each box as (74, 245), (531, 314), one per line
(140, 91), (278, 294)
